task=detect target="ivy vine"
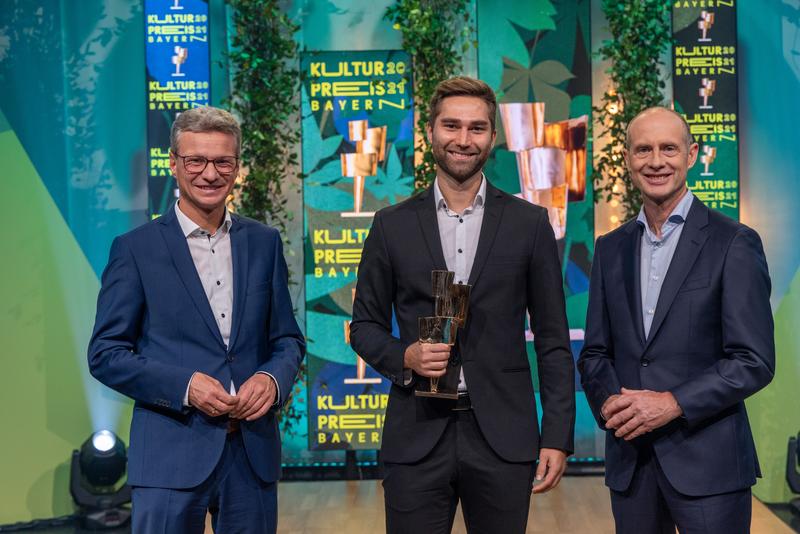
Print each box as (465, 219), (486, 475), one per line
(226, 0), (305, 435)
(385, 0), (474, 191)
(593, 0), (673, 221)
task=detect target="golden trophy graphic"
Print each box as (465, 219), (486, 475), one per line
(172, 46), (188, 77)
(340, 120), (387, 218)
(344, 288), (381, 384)
(699, 78), (716, 109)
(170, 0), (184, 10)
(498, 103), (588, 240)
(698, 11), (714, 42)
(415, 271), (471, 399)
(700, 145), (717, 176)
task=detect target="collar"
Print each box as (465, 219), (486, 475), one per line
(175, 201), (232, 238)
(636, 189), (694, 241)
(433, 174), (487, 212)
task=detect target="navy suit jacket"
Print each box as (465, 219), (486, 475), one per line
(578, 198), (774, 496)
(88, 206), (305, 489)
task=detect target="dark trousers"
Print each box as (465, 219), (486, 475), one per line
(610, 446), (751, 534)
(131, 431), (277, 534)
(382, 409), (536, 534)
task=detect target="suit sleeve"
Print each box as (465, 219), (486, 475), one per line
(349, 211), (411, 387)
(257, 230), (306, 408)
(577, 235), (622, 429)
(87, 236), (195, 413)
(528, 209), (576, 453)
(670, 227), (775, 426)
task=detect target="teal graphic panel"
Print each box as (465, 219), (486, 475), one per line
(301, 50), (414, 450)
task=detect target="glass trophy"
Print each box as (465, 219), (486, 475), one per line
(415, 271), (471, 399)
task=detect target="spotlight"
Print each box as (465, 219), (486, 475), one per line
(70, 430), (131, 529)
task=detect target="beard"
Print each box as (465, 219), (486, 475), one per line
(431, 142), (490, 184)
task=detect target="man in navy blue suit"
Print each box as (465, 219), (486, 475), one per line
(88, 106), (304, 533)
(579, 107), (774, 533)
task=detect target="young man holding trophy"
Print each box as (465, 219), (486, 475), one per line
(350, 76), (575, 533)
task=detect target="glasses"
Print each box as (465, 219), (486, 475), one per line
(173, 152), (239, 175)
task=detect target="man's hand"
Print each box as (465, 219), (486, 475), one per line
(600, 393), (623, 421)
(403, 341), (450, 377)
(604, 388), (683, 441)
(188, 372), (237, 417)
(532, 448), (567, 494)
(230, 373), (277, 421)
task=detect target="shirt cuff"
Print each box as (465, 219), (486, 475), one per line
(403, 368), (413, 386)
(257, 371), (281, 406)
(183, 371), (197, 407)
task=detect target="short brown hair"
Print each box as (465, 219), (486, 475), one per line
(428, 76), (497, 131)
(170, 106), (241, 156)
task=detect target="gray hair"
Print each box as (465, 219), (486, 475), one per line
(170, 106), (241, 155)
(625, 106), (694, 149)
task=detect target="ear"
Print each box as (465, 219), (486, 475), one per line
(169, 150), (178, 178)
(686, 142), (700, 169)
(426, 121), (433, 145)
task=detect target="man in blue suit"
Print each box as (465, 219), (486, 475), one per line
(578, 107), (774, 533)
(88, 106), (304, 533)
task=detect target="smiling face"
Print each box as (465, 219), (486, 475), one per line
(625, 109), (698, 208)
(170, 130), (238, 221)
(427, 95), (496, 185)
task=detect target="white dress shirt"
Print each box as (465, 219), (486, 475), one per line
(433, 176), (486, 392)
(175, 202), (279, 406)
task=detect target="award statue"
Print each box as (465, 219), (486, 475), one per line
(699, 78), (716, 110)
(700, 145), (716, 176)
(340, 120), (387, 218)
(697, 11), (714, 42)
(344, 288), (381, 384)
(415, 271), (471, 399)
(172, 46), (188, 77)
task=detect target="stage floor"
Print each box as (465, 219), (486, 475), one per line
(274, 477), (795, 534)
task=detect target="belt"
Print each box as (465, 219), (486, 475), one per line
(227, 419), (240, 434)
(452, 393), (472, 411)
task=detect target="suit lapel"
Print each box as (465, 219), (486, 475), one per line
(644, 199), (709, 351)
(622, 221), (645, 346)
(467, 183), (505, 287)
(416, 188), (448, 270)
(227, 216), (249, 351)
(158, 207), (225, 348)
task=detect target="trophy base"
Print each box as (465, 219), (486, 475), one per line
(700, 172), (714, 176)
(341, 211), (375, 218)
(699, 105), (713, 110)
(414, 390), (460, 400)
(343, 377), (382, 384)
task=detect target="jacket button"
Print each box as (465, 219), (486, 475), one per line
(227, 354), (235, 363)
(641, 358), (650, 367)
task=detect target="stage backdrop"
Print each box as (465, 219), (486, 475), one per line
(0, 0), (799, 524)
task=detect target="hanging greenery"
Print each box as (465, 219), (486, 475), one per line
(593, 0), (673, 220)
(385, 0), (474, 192)
(226, 0), (305, 435)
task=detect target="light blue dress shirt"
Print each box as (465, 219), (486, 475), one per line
(637, 190), (695, 339)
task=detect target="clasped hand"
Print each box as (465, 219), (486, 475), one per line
(404, 341), (450, 377)
(601, 387), (682, 441)
(188, 372), (277, 421)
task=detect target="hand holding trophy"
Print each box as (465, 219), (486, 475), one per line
(415, 270), (471, 399)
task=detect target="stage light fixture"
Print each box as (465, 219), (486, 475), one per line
(70, 430), (131, 529)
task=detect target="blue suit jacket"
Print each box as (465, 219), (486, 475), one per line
(88, 206), (305, 489)
(578, 198), (774, 496)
